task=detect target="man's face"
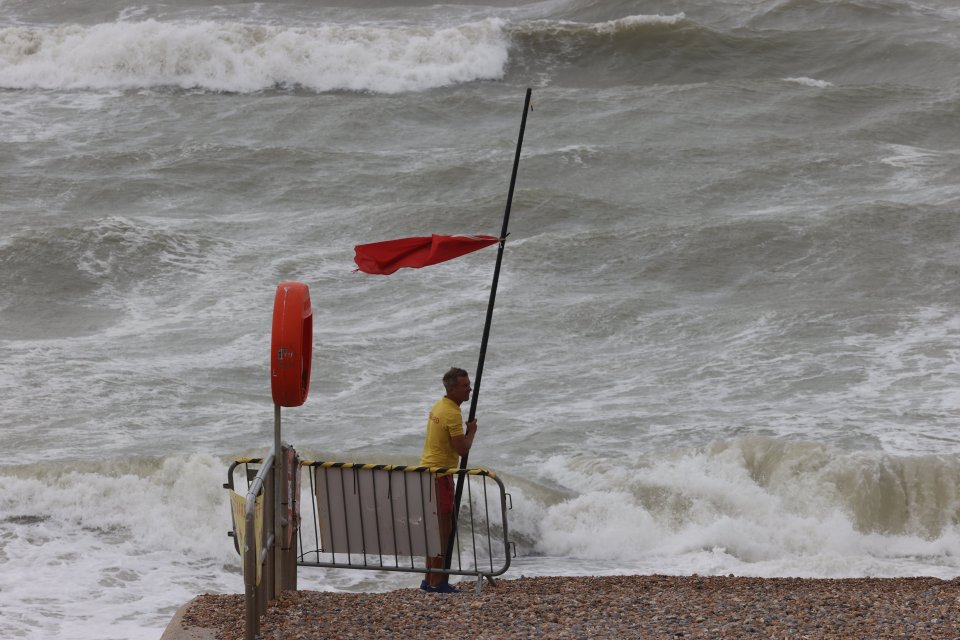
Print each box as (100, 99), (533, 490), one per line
(449, 376), (472, 405)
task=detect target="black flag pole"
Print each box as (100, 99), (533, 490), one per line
(443, 87), (532, 572)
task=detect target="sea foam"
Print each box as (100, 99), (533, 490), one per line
(507, 438), (960, 578)
(0, 19), (509, 93)
(784, 77), (833, 88)
(0, 455), (239, 639)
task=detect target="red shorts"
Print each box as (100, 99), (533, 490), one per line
(435, 475), (454, 514)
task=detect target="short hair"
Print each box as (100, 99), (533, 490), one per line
(442, 367), (469, 391)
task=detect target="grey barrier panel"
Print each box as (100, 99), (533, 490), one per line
(299, 462), (512, 585)
(316, 466), (441, 557)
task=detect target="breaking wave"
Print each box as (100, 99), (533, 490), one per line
(0, 19), (510, 93)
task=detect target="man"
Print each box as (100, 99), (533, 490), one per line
(419, 367), (478, 593)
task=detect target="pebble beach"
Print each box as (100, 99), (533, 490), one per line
(169, 575), (960, 639)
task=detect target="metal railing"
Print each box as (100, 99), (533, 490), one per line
(225, 446), (299, 640)
(227, 455), (512, 638)
(299, 461), (512, 592)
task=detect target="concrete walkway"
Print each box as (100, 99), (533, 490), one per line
(159, 598), (216, 640)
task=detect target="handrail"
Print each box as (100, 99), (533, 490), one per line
(243, 451), (274, 640)
(226, 448), (299, 640)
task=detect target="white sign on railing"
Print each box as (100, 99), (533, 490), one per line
(315, 467), (442, 557)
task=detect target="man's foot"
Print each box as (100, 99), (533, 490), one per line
(432, 582), (462, 594)
(419, 580), (437, 592)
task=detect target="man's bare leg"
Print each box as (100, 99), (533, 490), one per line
(428, 511), (452, 588)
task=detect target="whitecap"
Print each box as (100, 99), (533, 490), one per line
(783, 76), (833, 88)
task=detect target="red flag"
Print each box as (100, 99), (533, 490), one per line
(354, 234), (499, 275)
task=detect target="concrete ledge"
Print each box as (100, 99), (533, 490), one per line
(160, 597), (218, 640)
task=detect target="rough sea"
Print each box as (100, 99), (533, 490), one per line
(2, 0), (960, 637)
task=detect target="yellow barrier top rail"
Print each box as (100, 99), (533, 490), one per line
(304, 460), (496, 478)
(233, 457), (496, 478)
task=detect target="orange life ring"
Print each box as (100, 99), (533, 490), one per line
(270, 282), (313, 407)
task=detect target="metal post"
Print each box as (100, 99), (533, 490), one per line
(445, 87), (532, 572)
(244, 498), (258, 640)
(274, 404), (282, 595)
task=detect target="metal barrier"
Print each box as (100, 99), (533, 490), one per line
(229, 458), (512, 594)
(225, 445), (300, 640)
(227, 455), (511, 640)
(299, 461), (512, 593)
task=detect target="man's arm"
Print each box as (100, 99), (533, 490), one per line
(449, 419), (477, 457)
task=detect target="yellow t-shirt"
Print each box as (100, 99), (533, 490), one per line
(419, 396), (464, 469)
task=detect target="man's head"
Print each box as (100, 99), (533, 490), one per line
(442, 367), (471, 406)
